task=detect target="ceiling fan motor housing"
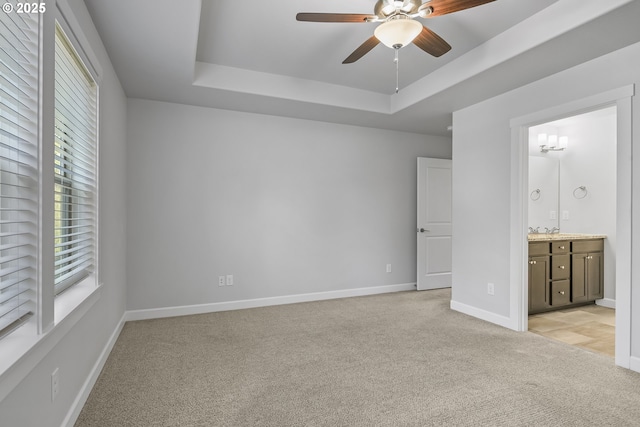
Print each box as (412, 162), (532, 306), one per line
(374, 0), (422, 18)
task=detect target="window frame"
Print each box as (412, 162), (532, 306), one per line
(0, 0), (104, 403)
(52, 21), (98, 296)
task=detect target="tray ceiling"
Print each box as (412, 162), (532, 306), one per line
(84, 0), (640, 135)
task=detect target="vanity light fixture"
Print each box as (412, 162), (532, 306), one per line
(539, 133), (568, 153)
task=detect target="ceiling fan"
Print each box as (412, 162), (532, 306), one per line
(296, 0), (497, 64)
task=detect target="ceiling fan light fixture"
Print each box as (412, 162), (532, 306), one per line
(374, 18), (422, 49)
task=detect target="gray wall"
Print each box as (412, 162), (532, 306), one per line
(126, 99), (451, 311)
(452, 41), (640, 356)
(0, 0), (128, 425)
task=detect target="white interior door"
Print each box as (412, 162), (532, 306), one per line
(417, 158), (452, 290)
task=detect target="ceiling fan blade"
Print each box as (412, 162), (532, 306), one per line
(412, 26), (451, 57)
(343, 36), (380, 64)
(422, 0), (496, 17)
(296, 13), (376, 23)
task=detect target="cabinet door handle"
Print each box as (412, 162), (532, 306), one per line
(558, 265), (565, 270)
(587, 255), (593, 260)
(559, 246), (565, 250)
(559, 291), (565, 295)
(529, 260), (537, 265)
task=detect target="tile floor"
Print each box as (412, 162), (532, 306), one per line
(528, 304), (615, 357)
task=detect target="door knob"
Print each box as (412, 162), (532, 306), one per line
(418, 228), (430, 233)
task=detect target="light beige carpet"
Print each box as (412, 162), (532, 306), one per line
(75, 289), (640, 426)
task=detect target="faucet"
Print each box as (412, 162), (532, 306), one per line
(544, 227), (560, 234)
(528, 227), (540, 234)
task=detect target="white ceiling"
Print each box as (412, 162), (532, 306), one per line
(195, 0), (554, 95)
(84, 0), (640, 135)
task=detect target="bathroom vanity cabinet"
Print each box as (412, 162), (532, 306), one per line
(528, 236), (604, 314)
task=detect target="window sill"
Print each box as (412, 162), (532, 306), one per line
(0, 280), (102, 402)
(53, 276), (100, 324)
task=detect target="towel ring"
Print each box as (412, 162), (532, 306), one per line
(530, 189), (541, 201)
(573, 186), (587, 199)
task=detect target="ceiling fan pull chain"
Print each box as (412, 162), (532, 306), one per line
(394, 47), (399, 94)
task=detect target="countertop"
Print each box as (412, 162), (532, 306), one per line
(528, 233), (607, 242)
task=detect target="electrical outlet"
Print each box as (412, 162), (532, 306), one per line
(218, 276), (225, 287)
(562, 210), (570, 220)
(51, 368), (59, 402)
(386, 264), (392, 273)
(226, 275), (233, 286)
(487, 283), (495, 296)
(550, 210), (557, 220)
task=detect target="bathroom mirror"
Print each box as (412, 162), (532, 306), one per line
(527, 105), (616, 235)
(528, 156), (559, 231)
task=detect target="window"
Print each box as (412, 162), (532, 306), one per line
(0, 7), (39, 337)
(53, 24), (98, 295)
(0, 1), (103, 386)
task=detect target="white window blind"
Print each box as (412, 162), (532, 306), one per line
(54, 24), (97, 295)
(0, 7), (39, 337)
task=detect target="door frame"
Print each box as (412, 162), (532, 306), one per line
(416, 157), (452, 290)
(509, 85), (634, 369)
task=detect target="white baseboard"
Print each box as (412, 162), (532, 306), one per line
(450, 300), (516, 330)
(126, 283), (416, 322)
(62, 313), (126, 427)
(629, 356), (640, 374)
(596, 298), (616, 309)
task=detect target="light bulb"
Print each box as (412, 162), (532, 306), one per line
(559, 136), (568, 149)
(537, 133), (547, 144)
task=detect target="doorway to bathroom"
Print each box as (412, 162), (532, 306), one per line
(510, 84), (633, 368)
(526, 107), (616, 357)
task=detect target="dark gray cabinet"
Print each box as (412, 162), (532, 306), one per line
(528, 238), (604, 314)
(571, 239), (604, 302)
(528, 255), (550, 312)
(528, 242), (550, 312)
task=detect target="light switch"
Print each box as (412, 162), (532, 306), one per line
(550, 211), (557, 220)
(562, 211), (570, 220)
